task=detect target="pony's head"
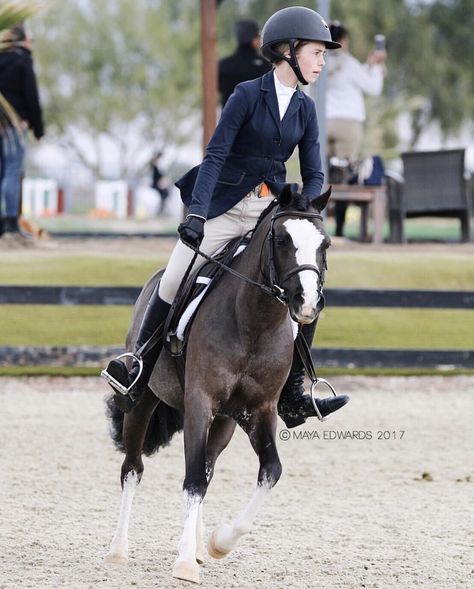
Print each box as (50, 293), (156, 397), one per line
(269, 184), (331, 324)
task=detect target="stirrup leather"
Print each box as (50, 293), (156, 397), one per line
(100, 352), (143, 396)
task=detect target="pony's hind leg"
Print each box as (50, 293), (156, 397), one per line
(105, 388), (159, 565)
(104, 469), (139, 564)
(208, 410), (282, 559)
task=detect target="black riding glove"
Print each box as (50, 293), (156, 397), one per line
(178, 214), (206, 249)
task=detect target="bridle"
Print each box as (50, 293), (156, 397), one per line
(264, 209), (327, 305)
(104, 205), (338, 419)
(179, 207), (327, 306)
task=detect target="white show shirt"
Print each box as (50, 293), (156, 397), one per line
(273, 70), (297, 120)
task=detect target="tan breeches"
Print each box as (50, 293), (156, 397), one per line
(158, 194), (272, 304)
(327, 118), (363, 162)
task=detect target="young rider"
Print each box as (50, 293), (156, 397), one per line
(103, 6), (349, 427)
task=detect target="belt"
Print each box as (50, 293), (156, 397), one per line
(247, 183), (271, 198)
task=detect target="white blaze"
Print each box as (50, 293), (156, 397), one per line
(283, 219), (324, 312)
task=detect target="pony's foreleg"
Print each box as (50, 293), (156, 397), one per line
(195, 502), (205, 565)
(105, 389), (159, 565)
(208, 411), (282, 559)
(172, 397), (213, 584)
(194, 416), (237, 565)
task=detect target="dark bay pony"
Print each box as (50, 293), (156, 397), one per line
(105, 185), (334, 584)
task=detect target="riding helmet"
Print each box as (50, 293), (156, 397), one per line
(261, 6), (341, 84)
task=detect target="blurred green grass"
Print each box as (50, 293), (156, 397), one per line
(0, 254), (168, 286)
(1, 249), (473, 289)
(0, 246), (472, 351)
(1, 305), (472, 350)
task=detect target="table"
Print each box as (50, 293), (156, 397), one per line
(330, 184), (387, 244)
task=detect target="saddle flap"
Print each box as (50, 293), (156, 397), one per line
(164, 236), (246, 356)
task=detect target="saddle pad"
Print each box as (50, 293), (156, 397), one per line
(164, 236), (247, 355)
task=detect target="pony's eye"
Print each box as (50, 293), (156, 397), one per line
(275, 234), (292, 247)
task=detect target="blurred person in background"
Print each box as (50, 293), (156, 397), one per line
(150, 151), (170, 214)
(218, 19), (271, 108)
(0, 23), (44, 243)
(326, 21), (386, 237)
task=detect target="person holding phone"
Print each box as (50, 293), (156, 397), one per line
(326, 22), (386, 237)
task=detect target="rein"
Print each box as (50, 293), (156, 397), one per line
(176, 237), (285, 303)
(184, 208), (325, 304)
(105, 204), (339, 416)
(125, 207), (326, 372)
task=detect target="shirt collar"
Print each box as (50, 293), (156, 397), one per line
(273, 70), (297, 96)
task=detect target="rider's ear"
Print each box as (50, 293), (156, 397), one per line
(278, 184), (293, 208)
(311, 187), (332, 212)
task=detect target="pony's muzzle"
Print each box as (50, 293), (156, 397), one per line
(290, 305), (318, 324)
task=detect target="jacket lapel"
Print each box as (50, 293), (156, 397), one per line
(261, 71), (281, 132)
(281, 87), (304, 127)
(261, 71), (304, 132)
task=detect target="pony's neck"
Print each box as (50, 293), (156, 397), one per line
(233, 211), (288, 326)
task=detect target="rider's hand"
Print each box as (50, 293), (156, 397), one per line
(178, 214), (206, 248)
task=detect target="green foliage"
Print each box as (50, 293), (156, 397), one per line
(330, 0), (474, 146)
(32, 0), (201, 180)
(0, 0), (39, 34)
(218, 0), (473, 150)
(27, 0), (473, 177)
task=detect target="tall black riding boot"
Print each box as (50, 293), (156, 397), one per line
(0, 217), (4, 236)
(104, 285), (171, 412)
(278, 320), (349, 428)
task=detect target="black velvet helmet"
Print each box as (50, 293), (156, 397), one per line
(261, 6), (340, 84)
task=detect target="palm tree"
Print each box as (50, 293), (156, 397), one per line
(0, 1), (40, 132)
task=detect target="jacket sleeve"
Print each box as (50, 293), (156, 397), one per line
(22, 56), (44, 139)
(187, 83), (250, 219)
(298, 100), (324, 198)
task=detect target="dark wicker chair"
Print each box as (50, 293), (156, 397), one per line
(387, 149), (471, 242)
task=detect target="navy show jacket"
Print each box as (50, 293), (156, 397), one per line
(176, 70), (324, 220)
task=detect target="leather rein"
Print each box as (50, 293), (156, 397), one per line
(184, 208), (326, 305)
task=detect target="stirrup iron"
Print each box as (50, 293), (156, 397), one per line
(309, 378), (337, 422)
(100, 352), (143, 396)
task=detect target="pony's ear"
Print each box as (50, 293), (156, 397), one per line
(277, 184), (294, 208)
(311, 187), (332, 212)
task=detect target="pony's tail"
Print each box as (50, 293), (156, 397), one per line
(105, 393), (183, 457)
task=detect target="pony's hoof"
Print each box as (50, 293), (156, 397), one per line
(207, 529), (230, 560)
(172, 559), (200, 584)
(195, 546), (205, 565)
(104, 552), (128, 565)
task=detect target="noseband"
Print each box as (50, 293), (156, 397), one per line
(264, 210), (327, 304)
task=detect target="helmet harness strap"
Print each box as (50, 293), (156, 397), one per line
(268, 39), (308, 85)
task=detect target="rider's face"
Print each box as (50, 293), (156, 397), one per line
(296, 41), (326, 84)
